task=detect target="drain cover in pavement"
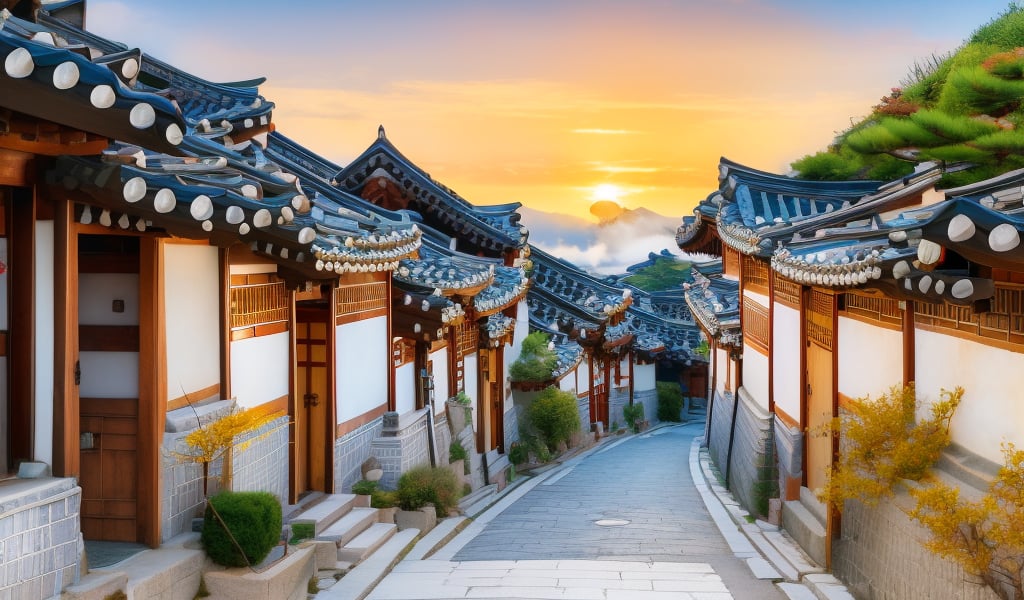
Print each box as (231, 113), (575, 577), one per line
(594, 518), (630, 527)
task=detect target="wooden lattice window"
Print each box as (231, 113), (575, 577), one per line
(743, 300), (769, 353)
(393, 337), (415, 367)
(842, 292), (902, 328)
(455, 320), (478, 358)
(230, 276), (289, 330)
(806, 289), (834, 350)
(774, 276), (801, 308)
(336, 281), (387, 317)
(915, 283), (1024, 346)
(742, 255), (769, 292)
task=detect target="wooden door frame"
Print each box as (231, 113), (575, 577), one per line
(290, 300), (335, 502)
(8, 187), (35, 469)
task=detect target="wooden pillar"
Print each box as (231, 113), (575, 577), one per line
(8, 187), (34, 467)
(52, 197), (78, 477)
(902, 301), (915, 386)
(138, 236), (166, 547)
(219, 248), (231, 402)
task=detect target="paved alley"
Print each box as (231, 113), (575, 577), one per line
(365, 422), (787, 599)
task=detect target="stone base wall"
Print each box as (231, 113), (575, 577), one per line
(834, 483), (999, 600)
(371, 410), (431, 490)
(774, 418), (803, 501)
(609, 386), (630, 430)
(230, 415), (290, 500)
(634, 388), (658, 426)
(502, 404), (520, 452)
(434, 413), (452, 466)
(335, 417), (384, 493)
(0, 479), (81, 599)
(576, 395), (591, 434)
(707, 388), (775, 516)
(161, 434), (205, 542)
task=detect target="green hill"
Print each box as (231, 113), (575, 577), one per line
(793, 4), (1024, 187)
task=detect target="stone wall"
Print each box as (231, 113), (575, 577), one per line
(576, 395), (591, 434)
(371, 409), (432, 490)
(335, 417), (384, 493)
(634, 388), (658, 426)
(834, 486), (999, 600)
(0, 478), (81, 599)
(706, 388), (775, 516)
(609, 386), (630, 429)
(160, 436), (204, 542)
(434, 413), (452, 465)
(231, 415), (290, 500)
(774, 418), (803, 501)
(502, 404), (520, 451)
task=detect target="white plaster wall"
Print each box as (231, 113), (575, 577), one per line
(714, 347), (730, 395)
(837, 316), (903, 401)
(230, 331), (289, 408)
(577, 360), (590, 394)
(559, 370), (577, 393)
(34, 221), (53, 466)
(915, 328), (1024, 463)
(505, 300), (529, 373)
(79, 274), (138, 325)
(79, 352), (139, 398)
(464, 353), (479, 418)
(744, 289), (769, 308)
(165, 244), (220, 399)
(337, 316), (388, 422)
(773, 303), (802, 424)
(742, 343), (770, 411)
(430, 348), (449, 415)
(634, 363), (656, 392)
(395, 363), (415, 415)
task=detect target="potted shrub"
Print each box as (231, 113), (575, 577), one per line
(201, 491), (282, 567)
(394, 465), (463, 532)
(351, 479), (377, 508)
(446, 391), (472, 434)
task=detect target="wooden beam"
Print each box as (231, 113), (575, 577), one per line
(0, 149), (35, 187)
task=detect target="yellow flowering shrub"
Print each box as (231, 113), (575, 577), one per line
(818, 384), (962, 510)
(910, 444), (1024, 600)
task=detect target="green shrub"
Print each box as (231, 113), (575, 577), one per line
(911, 109), (1000, 141)
(370, 489), (398, 508)
(862, 153), (916, 181)
(510, 332), (558, 382)
(449, 440), (468, 463)
(939, 66), (1024, 115)
(526, 386), (580, 451)
(289, 522), (314, 543)
(508, 442), (528, 465)
(970, 4), (1024, 47)
(352, 479), (377, 495)
(396, 465), (463, 517)
(656, 381), (684, 422)
(201, 491), (282, 567)
(790, 150), (863, 181)
(972, 129), (1024, 153)
(622, 403), (645, 433)
(845, 124), (907, 154)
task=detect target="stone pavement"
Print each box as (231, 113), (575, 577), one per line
(362, 421), (806, 599)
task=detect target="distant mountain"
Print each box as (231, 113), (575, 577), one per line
(520, 204), (681, 275)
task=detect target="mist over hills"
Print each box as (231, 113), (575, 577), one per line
(520, 204), (682, 275)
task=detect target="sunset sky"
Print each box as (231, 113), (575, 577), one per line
(89, 1), (1009, 221)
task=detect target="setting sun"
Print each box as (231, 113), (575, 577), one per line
(592, 183), (623, 203)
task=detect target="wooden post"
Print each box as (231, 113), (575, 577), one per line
(138, 236), (166, 547)
(52, 196), (78, 477)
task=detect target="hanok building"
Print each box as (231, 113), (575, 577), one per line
(0, 4), (529, 597)
(679, 156), (1024, 597)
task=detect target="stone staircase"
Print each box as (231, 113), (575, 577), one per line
(287, 493), (407, 573)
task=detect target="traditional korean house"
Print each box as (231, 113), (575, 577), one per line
(332, 130), (531, 477)
(679, 155), (1024, 589)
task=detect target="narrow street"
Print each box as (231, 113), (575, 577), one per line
(366, 422), (787, 599)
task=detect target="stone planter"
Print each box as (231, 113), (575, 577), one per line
(449, 458), (465, 482)
(204, 546), (315, 600)
(395, 505), (437, 533)
(446, 400), (471, 434)
(377, 506), (398, 524)
(354, 494), (371, 508)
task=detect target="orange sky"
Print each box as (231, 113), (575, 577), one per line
(89, 1), (1008, 221)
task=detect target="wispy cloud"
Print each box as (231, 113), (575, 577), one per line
(572, 128), (640, 135)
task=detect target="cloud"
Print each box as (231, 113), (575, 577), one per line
(572, 128), (641, 135)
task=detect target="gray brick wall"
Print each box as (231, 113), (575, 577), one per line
(502, 404), (520, 451)
(231, 415), (290, 501)
(371, 412), (431, 490)
(576, 396), (591, 434)
(609, 387), (629, 430)
(161, 434), (205, 542)
(707, 388), (775, 517)
(435, 413), (452, 465)
(0, 479), (81, 600)
(335, 418), (384, 493)
(774, 418), (802, 498)
(834, 485), (999, 600)
(634, 388), (658, 426)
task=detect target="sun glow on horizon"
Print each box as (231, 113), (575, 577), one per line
(592, 183), (624, 204)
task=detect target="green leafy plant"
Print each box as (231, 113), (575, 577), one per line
(510, 332), (559, 382)
(289, 522), (314, 543)
(508, 442), (528, 466)
(201, 491), (282, 568)
(351, 479), (378, 496)
(818, 384), (962, 511)
(396, 465), (463, 517)
(622, 403), (645, 433)
(656, 381), (684, 422)
(910, 443), (1024, 600)
(526, 386), (580, 451)
(371, 489), (398, 509)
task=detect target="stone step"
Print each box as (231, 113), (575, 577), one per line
(337, 522), (397, 563)
(458, 483), (497, 516)
(314, 528), (420, 600)
(61, 570), (129, 600)
(289, 493), (356, 536)
(319, 507), (379, 547)
(782, 499), (826, 568)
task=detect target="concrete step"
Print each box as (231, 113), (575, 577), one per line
(315, 528), (420, 600)
(404, 516), (467, 561)
(782, 499), (826, 568)
(290, 493), (356, 537)
(337, 522), (397, 563)
(319, 507), (379, 547)
(61, 570), (129, 600)
(458, 483), (497, 516)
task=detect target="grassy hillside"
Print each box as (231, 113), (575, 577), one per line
(792, 4), (1024, 187)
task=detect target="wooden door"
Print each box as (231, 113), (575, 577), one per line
(591, 357), (609, 426)
(80, 398), (137, 541)
(77, 234), (141, 542)
(805, 290), (835, 492)
(295, 314), (329, 492)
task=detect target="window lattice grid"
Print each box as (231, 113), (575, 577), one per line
(336, 281), (387, 317)
(742, 255), (769, 291)
(915, 283), (1024, 344)
(842, 292), (903, 327)
(806, 290), (834, 350)
(230, 281), (289, 329)
(743, 300), (769, 349)
(456, 321), (478, 358)
(774, 276), (801, 307)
